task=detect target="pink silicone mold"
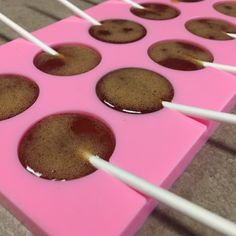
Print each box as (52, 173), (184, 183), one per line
(0, 0), (236, 235)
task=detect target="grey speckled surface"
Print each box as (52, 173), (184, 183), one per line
(0, 1), (235, 236)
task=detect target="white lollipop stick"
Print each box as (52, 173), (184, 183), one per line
(163, 101), (236, 124)
(56, 0), (101, 26)
(121, 0), (145, 9)
(226, 33), (236, 39)
(0, 13), (59, 56)
(187, 56), (236, 75)
(89, 155), (236, 236)
(201, 61), (236, 74)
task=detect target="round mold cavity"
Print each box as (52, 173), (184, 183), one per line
(214, 1), (236, 17)
(34, 44), (102, 76)
(130, 3), (180, 20)
(96, 68), (174, 114)
(18, 113), (116, 181)
(0, 74), (39, 121)
(148, 40), (214, 71)
(89, 19), (147, 44)
(185, 18), (236, 40)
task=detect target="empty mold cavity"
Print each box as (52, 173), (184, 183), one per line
(214, 1), (236, 17)
(0, 74), (39, 121)
(34, 44), (101, 76)
(185, 18), (236, 40)
(130, 3), (180, 20)
(96, 68), (174, 114)
(148, 40), (213, 71)
(89, 19), (147, 44)
(18, 113), (116, 180)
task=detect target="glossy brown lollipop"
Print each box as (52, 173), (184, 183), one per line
(19, 113), (116, 180)
(0, 75), (39, 121)
(148, 40), (213, 71)
(214, 2), (236, 17)
(186, 18), (236, 40)
(89, 19), (146, 44)
(34, 44), (101, 76)
(96, 68), (174, 114)
(131, 3), (180, 20)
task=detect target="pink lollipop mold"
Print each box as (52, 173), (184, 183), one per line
(0, 0), (236, 235)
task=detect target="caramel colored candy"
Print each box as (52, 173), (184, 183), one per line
(186, 18), (236, 40)
(131, 3), (180, 20)
(89, 19), (146, 43)
(19, 114), (116, 180)
(214, 2), (236, 17)
(34, 44), (101, 76)
(0, 75), (39, 121)
(96, 68), (174, 114)
(148, 41), (213, 71)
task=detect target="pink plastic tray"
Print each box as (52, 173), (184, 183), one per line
(0, 0), (236, 235)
